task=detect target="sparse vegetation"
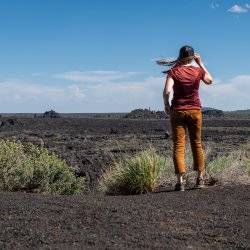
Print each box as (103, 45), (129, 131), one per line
(99, 147), (170, 194)
(206, 155), (232, 176)
(99, 142), (250, 194)
(205, 144), (250, 185)
(246, 158), (250, 176)
(0, 140), (85, 194)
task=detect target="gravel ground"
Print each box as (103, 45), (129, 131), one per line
(0, 185), (249, 249)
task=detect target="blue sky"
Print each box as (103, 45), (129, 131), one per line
(0, 0), (249, 112)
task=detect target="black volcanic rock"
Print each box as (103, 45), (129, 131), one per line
(7, 119), (15, 125)
(0, 118), (17, 127)
(124, 109), (167, 119)
(110, 128), (118, 134)
(43, 110), (61, 118)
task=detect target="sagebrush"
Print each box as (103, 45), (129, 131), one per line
(0, 140), (85, 194)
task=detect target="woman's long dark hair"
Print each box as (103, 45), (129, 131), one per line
(156, 45), (195, 72)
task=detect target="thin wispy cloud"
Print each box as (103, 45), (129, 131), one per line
(0, 71), (249, 112)
(0, 79), (86, 112)
(31, 72), (46, 77)
(53, 71), (138, 83)
(210, 2), (219, 9)
(0, 73), (163, 112)
(228, 4), (249, 13)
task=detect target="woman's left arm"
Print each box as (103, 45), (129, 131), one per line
(163, 76), (174, 114)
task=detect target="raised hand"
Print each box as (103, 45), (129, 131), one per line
(194, 53), (202, 66)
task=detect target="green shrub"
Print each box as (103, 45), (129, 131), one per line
(0, 140), (34, 191)
(99, 147), (169, 195)
(0, 140), (85, 194)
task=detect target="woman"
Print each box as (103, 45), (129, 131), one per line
(157, 45), (213, 191)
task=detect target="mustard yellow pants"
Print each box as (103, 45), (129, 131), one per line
(170, 109), (205, 174)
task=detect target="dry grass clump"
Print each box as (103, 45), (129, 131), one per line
(99, 142), (250, 194)
(0, 140), (85, 194)
(183, 142), (250, 186)
(99, 147), (171, 194)
(244, 142), (250, 175)
(205, 143), (250, 185)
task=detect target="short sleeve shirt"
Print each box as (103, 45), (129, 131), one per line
(167, 65), (205, 110)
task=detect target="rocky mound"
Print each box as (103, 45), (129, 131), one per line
(43, 110), (61, 118)
(125, 108), (224, 119)
(124, 109), (167, 119)
(202, 107), (224, 117)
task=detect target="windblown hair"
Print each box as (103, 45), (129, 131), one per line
(156, 45), (195, 73)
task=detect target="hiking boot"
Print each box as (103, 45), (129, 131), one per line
(175, 182), (185, 191)
(195, 177), (205, 189)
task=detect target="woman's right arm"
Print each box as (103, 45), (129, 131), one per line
(194, 53), (213, 85)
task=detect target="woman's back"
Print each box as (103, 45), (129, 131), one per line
(168, 65), (204, 110)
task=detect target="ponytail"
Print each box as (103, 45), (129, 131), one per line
(156, 55), (194, 74)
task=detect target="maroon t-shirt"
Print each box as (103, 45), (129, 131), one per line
(167, 65), (205, 110)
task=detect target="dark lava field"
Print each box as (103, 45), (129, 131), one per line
(0, 117), (249, 189)
(0, 116), (249, 249)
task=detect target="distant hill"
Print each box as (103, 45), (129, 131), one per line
(124, 107), (224, 119)
(124, 108), (166, 119)
(224, 109), (250, 118)
(202, 107), (224, 117)
(0, 108), (249, 119)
